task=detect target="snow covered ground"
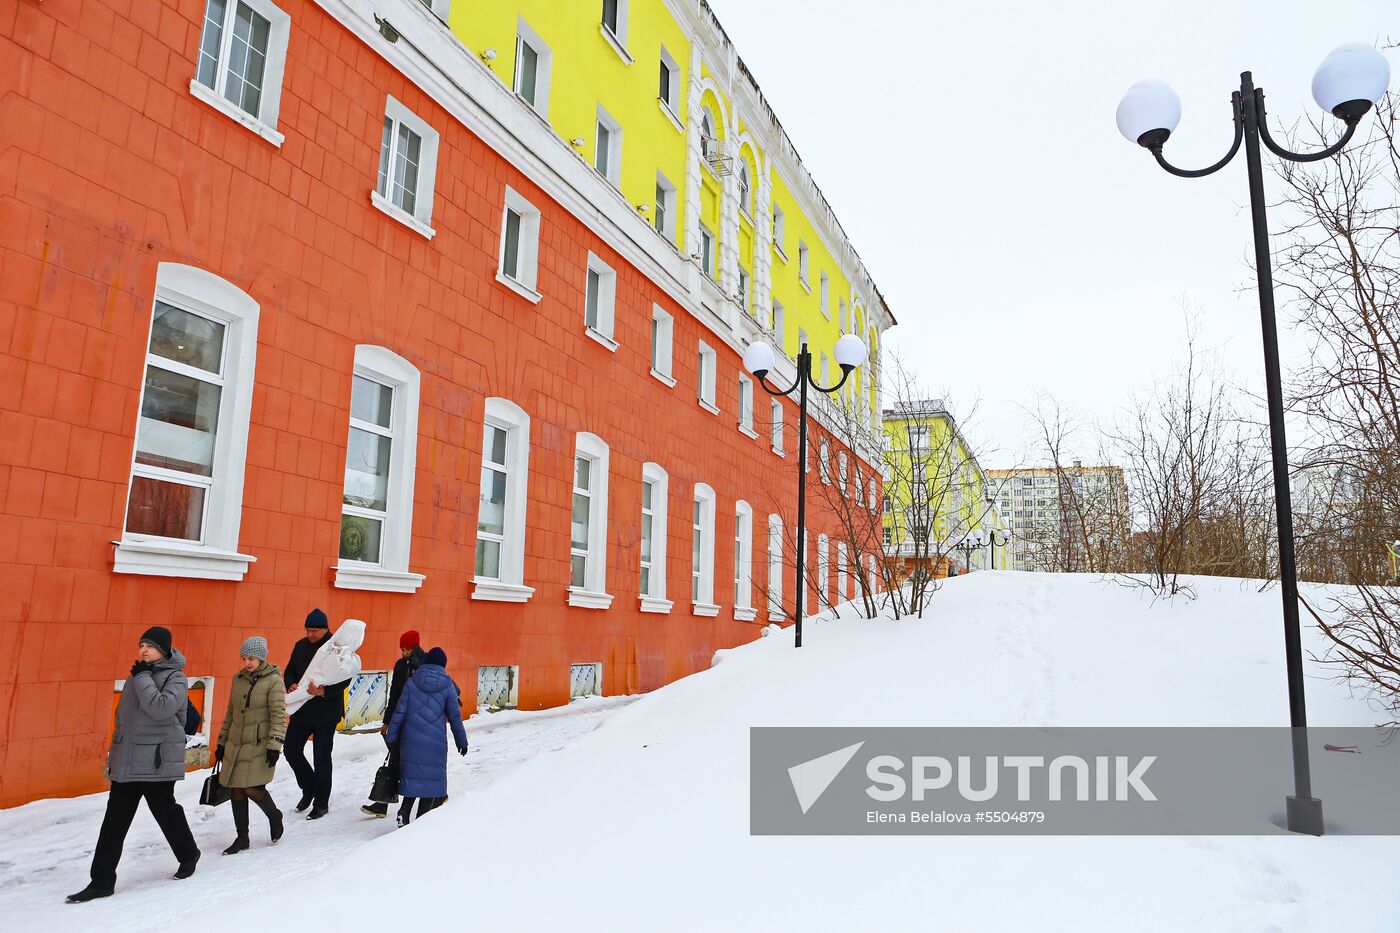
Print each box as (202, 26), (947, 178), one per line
(11, 572), (1400, 931)
(0, 694), (635, 930)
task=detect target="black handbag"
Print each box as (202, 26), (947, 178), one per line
(200, 761), (232, 807)
(369, 752), (400, 803)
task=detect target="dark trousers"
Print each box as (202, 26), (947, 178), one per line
(397, 795), (445, 825)
(90, 780), (199, 886)
(284, 716), (336, 808)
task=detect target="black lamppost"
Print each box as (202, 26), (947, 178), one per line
(987, 529), (1011, 570)
(1116, 42), (1390, 836)
(745, 335), (867, 647)
(956, 531), (982, 573)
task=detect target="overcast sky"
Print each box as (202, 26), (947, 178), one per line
(705, 0), (1394, 469)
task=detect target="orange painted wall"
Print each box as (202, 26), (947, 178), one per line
(0, 0), (871, 807)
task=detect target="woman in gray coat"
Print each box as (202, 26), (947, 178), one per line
(67, 626), (201, 903)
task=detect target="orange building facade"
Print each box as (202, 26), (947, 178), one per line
(0, 0), (890, 807)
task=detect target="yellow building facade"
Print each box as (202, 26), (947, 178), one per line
(445, 0), (891, 425)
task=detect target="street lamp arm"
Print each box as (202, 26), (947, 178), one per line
(1254, 91), (1359, 163)
(757, 372), (801, 398)
(1150, 93), (1244, 178)
(809, 365), (854, 395)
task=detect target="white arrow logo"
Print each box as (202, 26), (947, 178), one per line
(788, 741), (865, 814)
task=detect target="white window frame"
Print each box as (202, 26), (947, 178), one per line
(819, 272), (830, 318)
(767, 514), (783, 620)
(839, 298), (847, 332)
(594, 105), (623, 187)
(568, 432), (613, 609)
(418, 0), (451, 20)
(497, 186), (542, 302)
(819, 438), (831, 484)
(640, 462), (671, 613)
(734, 500), (755, 620)
(691, 483), (718, 615)
(658, 45), (681, 121)
(650, 304), (675, 386)
(189, 0), (290, 147)
(737, 268), (749, 313)
(798, 241), (810, 289)
(738, 374), (756, 437)
(772, 203), (787, 260)
(599, 0), (631, 63)
(334, 346), (425, 593)
(771, 299), (784, 344)
(473, 397), (535, 603)
(370, 96), (440, 240)
(838, 450), (849, 497)
(699, 224), (716, 278)
(513, 18), (552, 117)
(697, 340), (718, 414)
(770, 399), (784, 454)
(837, 540), (848, 602)
(583, 252), (618, 350)
(737, 163), (752, 219)
(654, 171), (677, 243)
(114, 263), (259, 581)
(817, 533), (829, 609)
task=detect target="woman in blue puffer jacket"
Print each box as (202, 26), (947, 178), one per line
(386, 647), (468, 826)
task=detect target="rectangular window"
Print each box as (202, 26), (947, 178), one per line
(654, 172), (677, 241)
(772, 203), (786, 256)
(192, 0), (290, 137)
(839, 298), (847, 332)
(734, 505), (752, 610)
(570, 456), (592, 588)
(691, 485), (716, 608)
(820, 272), (830, 318)
(798, 241), (809, 287)
(498, 187), (542, 297)
(738, 374), (754, 434)
(477, 665), (518, 710)
(650, 305), (674, 381)
(797, 327), (809, 353)
(820, 352), (829, 387)
(700, 225), (716, 278)
(738, 269), (749, 313)
(837, 541), (848, 601)
(771, 299), (784, 343)
(340, 374), (394, 565)
(373, 97), (440, 234)
(767, 516), (783, 617)
(697, 341), (717, 410)
(770, 400), (783, 452)
(659, 45), (680, 114)
(514, 20), (552, 116)
(475, 424), (510, 580)
(641, 478), (656, 596)
(595, 106), (622, 186)
(583, 253), (617, 345)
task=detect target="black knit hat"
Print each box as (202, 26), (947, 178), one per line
(424, 647), (447, 669)
(305, 608), (329, 629)
(139, 626), (172, 658)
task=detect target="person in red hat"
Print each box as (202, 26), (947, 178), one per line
(361, 630), (425, 818)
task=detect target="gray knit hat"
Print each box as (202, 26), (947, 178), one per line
(239, 636), (268, 661)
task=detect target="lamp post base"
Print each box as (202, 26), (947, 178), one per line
(1286, 795), (1324, 836)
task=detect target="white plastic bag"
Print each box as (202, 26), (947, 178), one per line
(285, 618), (366, 715)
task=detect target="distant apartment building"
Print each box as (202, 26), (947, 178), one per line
(987, 463), (1128, 572)
(881, 400), (1010, 578)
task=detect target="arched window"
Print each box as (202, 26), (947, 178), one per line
(737, 163), (751, 216)
(474, 397), (534, 602)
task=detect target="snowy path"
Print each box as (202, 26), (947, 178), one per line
(1, 695), (635, 931)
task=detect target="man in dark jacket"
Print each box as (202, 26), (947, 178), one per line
(361, 629), (425, 818)
(67, 626), (201, 903)
(282, 609), (352, 820)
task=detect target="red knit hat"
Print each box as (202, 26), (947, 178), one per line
(399, 630), (420, 650)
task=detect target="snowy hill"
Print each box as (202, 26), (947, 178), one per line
(23, 572), (1400, 931)
(207, 572), (1400, 932)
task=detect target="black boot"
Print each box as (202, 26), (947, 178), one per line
(253, 790), (284, 843)
(66, 883), (115, 903)
(295, 790), (314, 812)
(223, 797), (250, 855)
(173, 852), (199, 879)
(361, 801), (388, 818)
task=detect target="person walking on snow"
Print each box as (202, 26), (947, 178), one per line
(386, 647), (468, 826)
(215, 636), (286, 854)
(282, 609), (352, 820)
(67, 626), (200, 903)
(361, 629), (425, 818)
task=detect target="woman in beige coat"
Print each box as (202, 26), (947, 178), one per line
(216, 636), (287, 854)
